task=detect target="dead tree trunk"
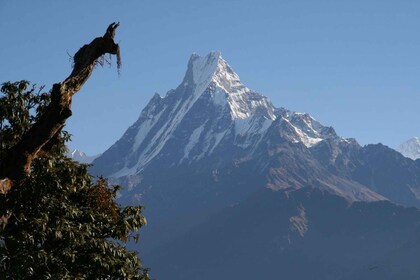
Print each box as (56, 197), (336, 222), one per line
(0, 22), (121, 193)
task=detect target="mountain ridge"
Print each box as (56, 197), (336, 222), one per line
(93, 53), (353, 179)
(92, 52), (418, 205)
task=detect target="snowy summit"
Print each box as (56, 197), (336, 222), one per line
(67, 149), (99, 164)
(92, 52), (351, 178)
(397, 137), (420, 160)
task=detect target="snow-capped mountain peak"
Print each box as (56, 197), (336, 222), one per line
(71, 149), (86, 158)
(92, 52), (346, 178)
(186, 51), (242, 93)
(182, 52), (275, 120)
(397, 137), (420, 160)
(67, 149), (99, 164)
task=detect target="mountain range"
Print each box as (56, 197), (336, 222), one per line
(91, 52), (420, 280)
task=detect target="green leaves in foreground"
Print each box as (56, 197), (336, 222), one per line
(0, 81), (150, 279)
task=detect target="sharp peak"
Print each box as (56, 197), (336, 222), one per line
(69, 149), (86, 157)
(183, 51), (243, 92)
(187, 51), (227, 78)
(188, 51), (223, 64)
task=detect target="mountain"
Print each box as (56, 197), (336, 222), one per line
(91, 52), (420, 279)
(92, 51), (420, 207)
(397, 137), (420, 160)
(147, 188), (420, 280)
(67, 149), (99, 164)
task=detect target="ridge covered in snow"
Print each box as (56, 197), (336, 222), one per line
(67, 149), (99, 164)
(182, 51), (276, 120)
(397, 137), (420, 160)
(94, 52), (350, 178)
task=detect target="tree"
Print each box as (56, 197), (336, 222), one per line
(0, 24), (150, 279)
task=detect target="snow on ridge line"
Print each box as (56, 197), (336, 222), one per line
(169, 52), (273, 122)
(281, 117), (322, 147)
(109, 52), (350, 177)
(112, 53), (230, 177)
(397, 137), (420, 160)
(191, 51), (221, 86)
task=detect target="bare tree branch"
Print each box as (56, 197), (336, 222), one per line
(0, 22), (121, 187)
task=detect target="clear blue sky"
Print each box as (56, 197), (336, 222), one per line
(1, 0), (419, 155)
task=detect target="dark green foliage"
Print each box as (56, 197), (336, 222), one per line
(0, 81), (150, 279)
(0, 81), (51, 157)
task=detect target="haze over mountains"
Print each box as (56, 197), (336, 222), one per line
(91, 52), (420, 279)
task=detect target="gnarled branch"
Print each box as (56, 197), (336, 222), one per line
(0, 22), (121, 187)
